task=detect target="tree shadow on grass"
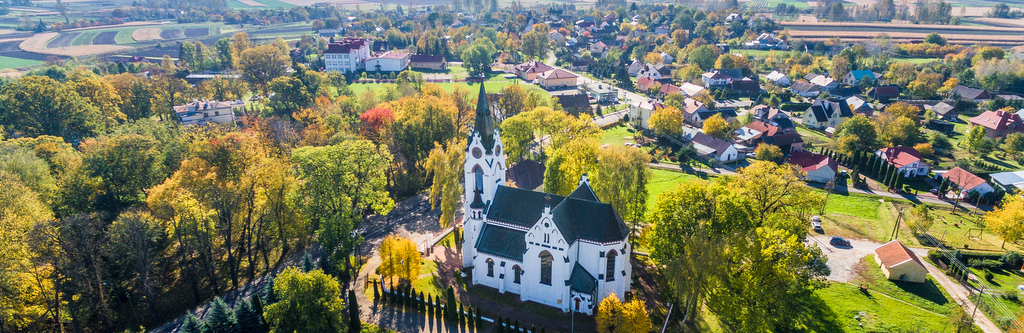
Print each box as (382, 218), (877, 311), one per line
(893, 279), (949, 307)
(791, 292), (845, 333)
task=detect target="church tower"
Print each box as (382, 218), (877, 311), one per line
(462, 82), (506, 268)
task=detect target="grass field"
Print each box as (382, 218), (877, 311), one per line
(114, 29), (135, 44)
(71, 31), (98, 46)
(815, 283), (950, 332)
(410, 260), (444, 297)
(601, 123), (637, 145)
(891, 57), (941, 64)
(646, 168), (706, 213)
(858, 255), (958, 315)
(0, 56), (41, 69)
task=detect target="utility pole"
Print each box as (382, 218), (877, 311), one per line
(890, 208), (904, 241)
(821, 179), (836, 214)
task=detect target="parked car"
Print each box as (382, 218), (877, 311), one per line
(811, 216), (822, 232)
(829, 236), (851, 247)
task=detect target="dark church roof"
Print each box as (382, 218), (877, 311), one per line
(485, 183), (628, 244)
(568, 263), (597, 294)
(476, 224), (527, 261)
(506, 160), (545, 190)
(471, 82), (496, 153)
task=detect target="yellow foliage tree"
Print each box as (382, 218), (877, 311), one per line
(378, 235), (423, 284)
(702, 113), (731, 140)
(986, 195), (1024, 249)
(423, 137), (466, 228)
(648, 107), (683, 137)
(596, 293), (624, 333)
(596, 293), (651, 333)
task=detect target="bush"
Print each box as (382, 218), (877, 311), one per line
(984, 270), (994, 281)
(1001, 291), (1019, 302)
(1002, 251), (1022, 268)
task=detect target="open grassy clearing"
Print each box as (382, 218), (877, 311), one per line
(0, 55), (41, 69)
(857, 255), (958, 315)
(409, 260), (444, 297)
(891, 57), (940, 64)
(646, 168), (706, 213)
(601, 122), (637, 146)
(814, 282), (950, 332)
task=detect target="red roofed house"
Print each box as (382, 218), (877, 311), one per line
(636, 76), (658, 92)
(514, 60), (554, 81)
(324, 37), (371, 73)
(874, 240), (928, 283)
(967, 109), (1024, 138)
(876, 146), (930, 177)
(659, 83), (682, 96)
(938, 167), (995, 198)
(787, 150), (837, 183)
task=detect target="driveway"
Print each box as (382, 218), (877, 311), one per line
(808, 233), (1002, 333)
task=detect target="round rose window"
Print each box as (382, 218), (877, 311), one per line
(495, 145), (502, 156)
(472, 147), (482, 158)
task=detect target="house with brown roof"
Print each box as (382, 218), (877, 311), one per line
(537, 69), (579, 89)
(735, 121), (802, 152)
(636, 76), (659, 92)
(682, 128), (741, 162)
(788, 151), (837, 183)
(967, 109), (1024, 138)
(876, 146), (930, 177)
(869, 85), (900, 102)
(937, 167), (995, 198)
(874, 240), (928, 283)
(514, 60), (555, 81)
(948, 85), (990, 102)
(409, 54), (447, 70)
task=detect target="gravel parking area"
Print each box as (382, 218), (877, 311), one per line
(809, 233), (929, 282)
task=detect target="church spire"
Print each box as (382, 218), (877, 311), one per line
(474, 82), (496, 152)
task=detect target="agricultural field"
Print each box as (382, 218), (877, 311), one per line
(0, 55), (41, 69)
(780, 22), (1024, 45)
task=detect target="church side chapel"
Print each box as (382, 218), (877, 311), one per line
(461, 83), (632, 315)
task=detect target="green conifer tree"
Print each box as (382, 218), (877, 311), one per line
(180, 313), (207, 333)
(349, 289), (361, 332)
(206, 297), (239, 333)
(235, 298), (264, 333)
(301, 252), (315, 272)
(263, 277), (277, 304)
(250, 296), (266, 332)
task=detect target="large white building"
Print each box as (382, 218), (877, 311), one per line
(364, 51), (410, 72)
(173, 100), (244, 126)
(462, 83), (632, 315)
(324, 38), (371, 73)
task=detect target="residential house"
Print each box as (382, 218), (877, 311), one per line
(876, 146), (930, 177)
(515, 61), (555, 81)
(655, 25), (670, 35)
(735, 120), (802, 152)
(788, 150), (838, 183)
(589, 41), (608, 54)
(555, 93), (592, 116)
(810, 75), (839, 91)
(846, 96), (874, 116)
(689, 109), (738, 127)
(682, 128), (741, 162)
(636, 64), (664, 81)
(583, 83), (617, 103)
(628, 100), (666, 129)
(874, 241), (928, 283)
(537, 69), (579, 89)
(364, 51), (410, 72)
(659, 84), (682, 97)
(843, 70), (878, 86)
(869, 85), (900, 102)
(317, 29), (338, 38)
(409, 54), (447, 70)
(626, 60), (644, 76)
(750, 105), (788, 123)
(570, 60), (592, 71)
(762, 132), (805, 153)
(967, 109), (1024, 138)
(790, 80), (820, 97)
(802, 99), (853, 129)
(948, 85), (990, 102)
(548, 30), (566, 43)
(766, 71), (790, 86)
(174, 100), (244, 126)
(925, 102), (957, 121)
(636, 77), (659, 92)
(742, 33), (788, 50)
(926, 119), (956, 134)
(990, 170), (1024, 193)
(701, 69), (742, 88)
(679, 98), (710, 124)
(679, 82), (706, 97)
(730, 78), (761, 95)
(464, 85), (632, 315)
(324, 37), (371, 73)
(725, 13), (743, 22)
(660, 52), (674, 64)
(937, 167), (995, 198)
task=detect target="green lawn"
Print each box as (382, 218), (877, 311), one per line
(816, 192), (916, 243)
(114, 29), (135, 44)
(349, 74), (531, 99)
(71, 31), (98, 46)
(601, 123), (636, 146)
(796, 126), (830, 147)
(857, 255), (958, 315)
(410, 260), (444, 297)
(646, 168), (705, 213)
(891, 57), (941, 65)
(0, 56), (42, 70)
(815, 283), (950, 332)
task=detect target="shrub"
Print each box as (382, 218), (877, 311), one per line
(1002, 251), (1022, 268)
(1001, 291), (1020, 302)
(984, 270), (994, 281)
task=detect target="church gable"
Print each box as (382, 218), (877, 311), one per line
(527, 214), (568, 252)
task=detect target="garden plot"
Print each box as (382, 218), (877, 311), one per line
(160, 29), (184, 39)
(92, 31), (118, 45)
(183, 28), (210, 38)
(132, 28), (162, 41)
(46, 32), (79, 48)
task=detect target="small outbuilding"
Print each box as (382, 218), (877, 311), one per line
(874, 240), (928, 283)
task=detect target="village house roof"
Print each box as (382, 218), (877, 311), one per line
(539, 69), (578, 80)
(848, 70), (875, 81)
(683, 129), (733, 157)
(410, 54), (445, 63)
(762, 132), (803, 147)
(555, 93), (591, 110)
(949, 85), (990, 100)
(660, 84), (681, 95)
(875, 240), (925, 270)
(791, 80), (819, 95)
(766, 71), (787, 82)
(788, 150), (838, 173)
(871, 85), (900, 99)
(968, 110), (1024, 131)
(942, 167), (988, 191)
(930, 102), (955, 116)
(878, 146), (923, 168)
(515, 60), (554, 74)
(731, 79), (761, 93)
(506, 160), (545, 190)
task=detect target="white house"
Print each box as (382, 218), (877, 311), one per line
(628, 100), (665, 129)
(766, 71), (790, 86)
(876, 146), (930, 177)
(463, 83), (632, 315)
(548, 30), (566, 43)
(682, 128), (740, 162)
(810, 75), (839, 91)
(938, 167), (995, 198)
(627, 60), (644, 76)
(324, 38), (371, 73)
(701, 69), (742, 88)
(636, 63), (663, 81)
(788, 151), (837, 183)
(363, 51), (410, 72)
(174, 100), (244, 126)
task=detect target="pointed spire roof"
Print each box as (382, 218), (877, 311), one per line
(470, 187), (486, 209)
(474, 82), (496, 152)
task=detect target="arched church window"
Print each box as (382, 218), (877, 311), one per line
(486, 258), (494, 277)
(539, 251), (553, 285)
(513, 265), (522, 284)
(606, 250), (617, 282)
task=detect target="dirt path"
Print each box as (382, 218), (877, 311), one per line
(924, 263), (1003, 333)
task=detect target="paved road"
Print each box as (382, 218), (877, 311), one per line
(593, 109), (628, 127)
(809, 234), (1002, 333)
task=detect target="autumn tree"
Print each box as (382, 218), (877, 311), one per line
(359, 107), (397, 143)
(378, 235), (423, 284)
(754, 143), (783, 163)
(648, 106), (683, 137)
(521, 29), (550, 60)
(0, 75), (102, 141)
(0, 169), (53, 331)
(81, 134), (165, 212)
(907, 204), (935, 235)
(543, 137), (600, 196)
(702, 113), (731, 140)
(264, 267), (347, 333)
(423, 137), (466, 228)
(592, 145), (651, 247)
(596, 293), (624, 333)
(104, 210), (164, 323)
(1005, 133), (1024, 158)
(986, 195), (1024, 249)
(239, 45), (290, 96)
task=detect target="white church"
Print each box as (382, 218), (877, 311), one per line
(461, 83), (633, 315)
